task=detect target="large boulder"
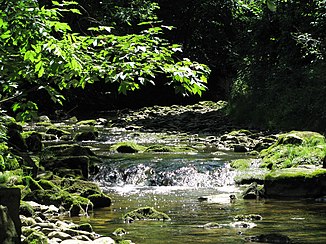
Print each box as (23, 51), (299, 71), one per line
(0, 205), (19, 244)
(0, 188), (21, 243)
(264, 168), (326, 198)
(260, 131), (326, 169)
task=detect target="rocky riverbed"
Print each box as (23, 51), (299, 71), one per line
(1, 100), (326, 243)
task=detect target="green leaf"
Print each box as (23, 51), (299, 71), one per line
(0, 30), (11, 39)
(267, 0), (277, 12)
(24, 50), (36, 62)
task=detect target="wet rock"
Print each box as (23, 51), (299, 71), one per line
(113, 228), (127, 236)
(46, 127), (70, 138)
(0, 205), (19, 244)
(87, 193), (111, 208)
(246, 233), (292, 243)
(201, 222), (221, 229)
(230, 221), (256, 228)
(43, 156), (90, 179)
(25, 230), (48, 243)
(112, 142), (146, 153)
(123, 206), (171, 222)
(26, 132), (43, 152)
(0, 188), (21, 240)
(7, 123), (28, 151)
(234, 144), (248, 153)
(74, 131), (98, 141)
(264, 168), (326, 198)
(20, 201), (35, 217)
(234, 214), (262, 221)
(48, 230), (72, 240)
(242, 182), (265, 199)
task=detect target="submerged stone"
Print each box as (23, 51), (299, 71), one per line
(123, 206), (170, 222)
(246, 233), (291, 243)
(234, 214), (262, 221)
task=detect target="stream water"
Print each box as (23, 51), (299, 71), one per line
(63, 127), (326, 243)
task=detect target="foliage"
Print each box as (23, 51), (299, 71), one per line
(230, 0), (326, 130)
(0, 0), (209, 121)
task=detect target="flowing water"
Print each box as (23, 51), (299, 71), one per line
(66, 128), (326, 243)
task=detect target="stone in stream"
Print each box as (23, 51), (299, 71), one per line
(123, 206), (171, 222)
(245, 233), (292, 243)
(264, 168), (326, 198)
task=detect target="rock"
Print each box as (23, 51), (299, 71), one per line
(234, 214), (262, 221)
(0, 188), (21, 240)
(74, 131), (98, 141)
(7, 122), (28, 151)
(87, 193), (111, 208)
(46, 127), (70, 138)
(61, 237), (115, 244)
(20, 216), (37, 226)
(48, 231), (72, 240)
(20, 201), (35, 217)
(242, 182), (264, 199)
(113, 228), (127, 236)
(71, 223), (93, 233)
(26, 132), (43, 152)
(93, 237), (115, 243)
(123, 206), (171, 222)
(23, 189), (92, 213)
(0, 205), (19, 244)
(111, 142), (146, 153)
(230, 221), (256, 228)
(38, 115), (51, 122)
(264, 168), (326, 198)
(43, 156), (90, 179)
(234, 144), (248, 152)
(201, 222), (221, 229)
(25, 230), (48, 244)
(246, 233), (291, 243)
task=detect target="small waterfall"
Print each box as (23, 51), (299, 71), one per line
(92, 154), (236, 188)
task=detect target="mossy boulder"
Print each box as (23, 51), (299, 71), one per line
(23, 189), (92, 214)
(19, 201), (35, 217)
(74, 131), (98, 141)
(25, 132), (43, 152)
(24, 229), (48, 244)
(264, 168), (326, 198)
(71, 223), (93, 233)
(123, 206), (170, 222)
(260, 131), (326, 169)
(112, 142), (146, 153)
(87, 193), (111, 208)
(42, 156), (91, 179)
(230, 159), (252, 170)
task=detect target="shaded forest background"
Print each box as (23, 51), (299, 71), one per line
(2, 0), (326, 131)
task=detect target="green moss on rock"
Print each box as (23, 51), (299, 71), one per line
(230, 159), (252, 170)
(111, 142), (147, 153)
(260, 131), (326, 169)
(123, 206), (170, 222)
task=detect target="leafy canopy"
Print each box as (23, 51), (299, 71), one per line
(0, 0), (209, 120)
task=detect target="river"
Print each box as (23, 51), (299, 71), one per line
(65, 127), (326, 243)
